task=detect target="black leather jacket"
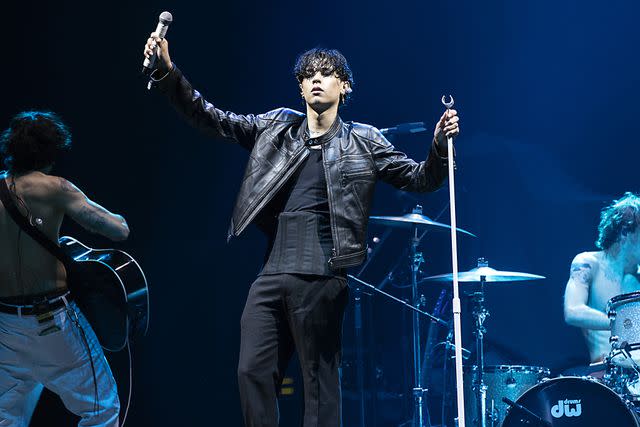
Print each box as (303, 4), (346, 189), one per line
(154, 65), (449, 269)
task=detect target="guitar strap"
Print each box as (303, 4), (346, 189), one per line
(0, 175), (72, 266)
(0, 174), (100, 414)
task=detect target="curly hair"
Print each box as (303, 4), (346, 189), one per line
(0, 111), (72, 174)
(293, 48), (354, 103)
(596, 192), (640, 250)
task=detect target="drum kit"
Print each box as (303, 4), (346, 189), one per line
(350, 204), (640, 427)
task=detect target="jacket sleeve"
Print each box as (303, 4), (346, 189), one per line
(368, 127), (450, 192)
(151, 64), (268, 151)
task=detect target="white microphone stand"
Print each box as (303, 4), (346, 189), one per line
(442, 95), (466, 427)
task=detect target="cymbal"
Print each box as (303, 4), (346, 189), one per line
(421, 266), (545, 283)
(369, 213), (476, 237)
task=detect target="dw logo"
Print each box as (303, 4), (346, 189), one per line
(551, 399), (582, 418)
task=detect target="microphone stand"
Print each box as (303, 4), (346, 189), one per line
(348, 275), (448, 327)
(441, 95), (467, 427)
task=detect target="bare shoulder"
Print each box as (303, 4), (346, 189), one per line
(14, 172), (66, 197)
(33, 174), (83, 206)
(53, 175), (81, 194)
(570, 251), (600, 281)
(572, 251), (599, 266)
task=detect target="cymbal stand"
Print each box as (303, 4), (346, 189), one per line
(409, 213), (430, 427)
(470, 258), (491, 427)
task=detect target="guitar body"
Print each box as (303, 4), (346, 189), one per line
(59, 236), (149, 352)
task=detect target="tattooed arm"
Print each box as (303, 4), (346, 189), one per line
(54, 178), (130, 241)
(564, 252), (610, 330)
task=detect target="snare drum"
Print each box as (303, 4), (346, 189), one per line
(608, 292), (640, 368)
(501, 376), (639, 426)
(464, 365), (550, 427)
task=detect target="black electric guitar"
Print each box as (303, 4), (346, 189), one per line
(59, 236), (150, 352)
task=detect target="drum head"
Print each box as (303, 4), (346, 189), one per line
(501, 376), (638, 427)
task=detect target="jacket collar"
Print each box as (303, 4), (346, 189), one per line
(301, 114), (343, 146)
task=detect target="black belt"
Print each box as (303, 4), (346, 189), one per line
(0, 292), (72, 316)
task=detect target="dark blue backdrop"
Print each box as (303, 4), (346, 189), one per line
(3, 0), (640, 425)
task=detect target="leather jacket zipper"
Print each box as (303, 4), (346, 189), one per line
(322, 144), (340, 258)
(234, 146), (309, 235)
(341, 169), (374, 185)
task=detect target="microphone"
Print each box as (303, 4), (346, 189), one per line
(142, 11), (173, 75)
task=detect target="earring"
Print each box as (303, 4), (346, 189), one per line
(301, 92), (305, 99)
(341, 93), (345, 105)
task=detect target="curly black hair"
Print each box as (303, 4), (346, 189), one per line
(596, 192), (640, 250)
(293, 48), (354, 103)
(0, 111), (72, 174)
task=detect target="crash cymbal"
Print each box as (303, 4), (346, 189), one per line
(369, 213), (476, 237)
(421, 266), (545, 283)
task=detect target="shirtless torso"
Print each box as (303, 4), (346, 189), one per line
(564, 249), (640, 363)
(0, 170), (129, 298)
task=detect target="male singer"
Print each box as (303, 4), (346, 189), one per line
(143, 34), (459, 426)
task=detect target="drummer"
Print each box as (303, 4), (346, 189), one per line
(564, 192), (640, 363)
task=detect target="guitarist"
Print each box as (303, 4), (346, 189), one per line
(0, 111), (129, 426)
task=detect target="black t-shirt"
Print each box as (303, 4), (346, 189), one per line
(283, 147), (329, 214)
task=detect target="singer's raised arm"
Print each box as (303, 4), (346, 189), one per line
(150, 65), (295, 151)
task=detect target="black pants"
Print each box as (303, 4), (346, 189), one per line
(238, 273), (349, 427)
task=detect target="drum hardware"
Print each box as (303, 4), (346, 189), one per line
(348, 275), (449, 327)
(368, 204), (476, 426)
(423, 259), (546, 427)
(626, 376), (640, 402)
(589, 358), (640, 406)
(348, 274), (453, 427)
(603, 359), (630, 395)
(501, 397), (550, 427)
(616, 341), (640, 376)
(352, 284), (367, 427)
(471, 264), (490, 427)
(349, 273), (473, 427)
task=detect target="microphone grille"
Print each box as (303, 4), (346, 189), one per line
(159, 11), (173, 24)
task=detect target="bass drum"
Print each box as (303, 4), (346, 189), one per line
(502, 376), (639, 427)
